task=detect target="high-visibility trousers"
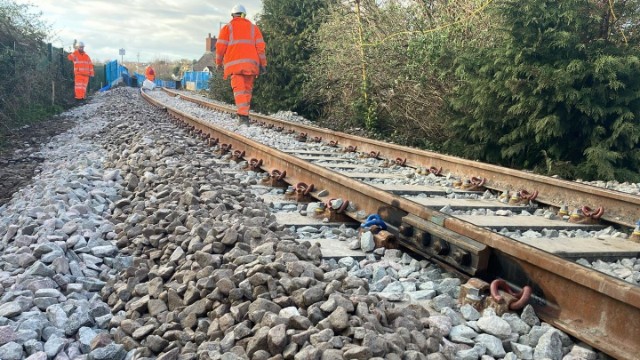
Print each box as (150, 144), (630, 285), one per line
(74, 74), (90, 99)
(230, 74), (256, 116)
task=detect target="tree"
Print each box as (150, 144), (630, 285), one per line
(252, 0), (339, 118)
(304, 0), (492, 147)
(448, 0), (640, 181)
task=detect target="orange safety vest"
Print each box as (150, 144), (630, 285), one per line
(67, 50), (94, 77)
(216, 17), (267, 79)
(145, 66), (155, 81)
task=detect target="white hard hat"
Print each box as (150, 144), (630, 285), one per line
(231, 4), (246, 16)
(78, 41), (85, 47)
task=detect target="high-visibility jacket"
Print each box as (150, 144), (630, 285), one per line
(67, 50), (94, 77)
(145, 66), (155, 81)
(216, 17), (267, 79)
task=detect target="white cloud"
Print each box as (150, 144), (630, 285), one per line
(13, 0), (263, 62)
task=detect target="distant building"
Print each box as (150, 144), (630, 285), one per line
(193, 33), (217, 73)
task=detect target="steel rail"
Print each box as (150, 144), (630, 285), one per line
(148, 90), (640, 359)
(163, 89), (640, 227)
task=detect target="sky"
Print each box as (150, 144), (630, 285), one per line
(13, 0), (263, 63)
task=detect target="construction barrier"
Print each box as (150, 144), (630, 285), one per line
(103, 62), (195, 91)
(127, 73), (177, 89)
(100, 60), (122, 91)
(121, 66), (137, 87)
(135, 73), (146, 86)
(105, 60), (120, 88)
(182, 71), (210, 91)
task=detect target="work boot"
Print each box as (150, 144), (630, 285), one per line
(237, 115), (250, 125)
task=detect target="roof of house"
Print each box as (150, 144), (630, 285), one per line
(193, 52), (215, 72)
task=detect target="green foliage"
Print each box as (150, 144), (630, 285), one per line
(447, 0), (640, 181)
(351, 85), (378, 131)
(0, 0), (75, 141)
(14, 103), (64, 124)
(250, 0), (338, 118)
(207, 71), (234, 106)
(302, 3), (363, 129)
(304, 0), (492, 146)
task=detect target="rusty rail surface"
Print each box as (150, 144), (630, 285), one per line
(147, 90), (640, 359)
(163, 89), (640, 227)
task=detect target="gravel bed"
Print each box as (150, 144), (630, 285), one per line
(0, 87), (615, 359)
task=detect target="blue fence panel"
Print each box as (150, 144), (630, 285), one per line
(104, 63), (182, 90)
(182, 71), (210, 91)
(133, 72), (177, 89)
(135, 73), (145, 87)
(103, 60), (120, 90)
(120, 66), (138, 87)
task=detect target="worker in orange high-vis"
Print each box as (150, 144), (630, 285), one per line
(216, 4), (267, 125)
(145, 65), (156, 81)
(67, 41), (94, 102)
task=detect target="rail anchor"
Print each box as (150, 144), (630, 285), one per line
(217, 143), (232, 155)
(366, 151), (380, 159)
(231, 150), (246, 162)
(262, 170), (287, 188)
(507, 189), (538, 205)
(419, 166), (442, 176)
(285, 182), (315, 203)
(568, 206), (604, 224)
(459, 278), (532, 316)
(316, 198), (351, 222)
(454, 177), (486, 191)
(245, 158), (263, 171)
(296, 133), (308, 142)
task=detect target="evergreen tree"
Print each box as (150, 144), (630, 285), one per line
(448, 0), (640, 181)
(252, 0), (338, 118)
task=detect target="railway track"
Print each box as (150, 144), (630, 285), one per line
(141, 88), (640, 360)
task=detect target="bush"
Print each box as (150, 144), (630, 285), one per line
(447, 0), (640, 181)
(0, 1), (75, 147)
